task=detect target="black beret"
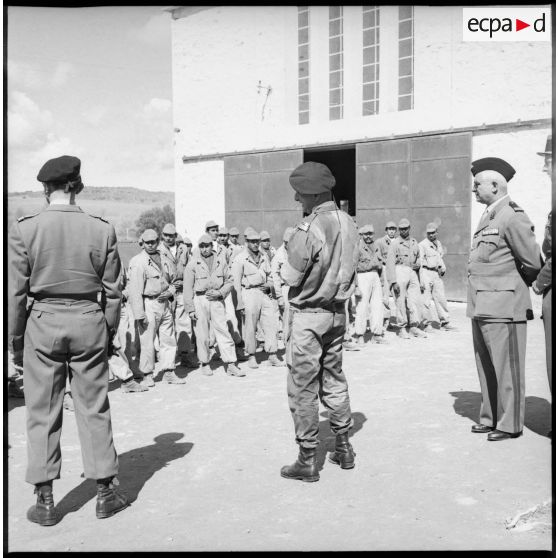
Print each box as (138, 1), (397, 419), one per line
(289, 162), (336, 194)
(470, 157), (515, 182)
(37, 155), (81, 183)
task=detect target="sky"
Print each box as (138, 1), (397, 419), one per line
(7, 6), (175, 192)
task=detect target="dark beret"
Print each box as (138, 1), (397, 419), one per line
(289, 162), (336, 194)
(471, 157), (516, 182)
(37, 155), (81, 183)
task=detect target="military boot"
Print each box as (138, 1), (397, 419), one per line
(248, 355), (259, 369)
(328, 432), (356, 469)
(96, 477), (130, 519)
(280, 447), (319, 482)
(27, 483), (60, 526)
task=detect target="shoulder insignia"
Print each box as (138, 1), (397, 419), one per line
(508, 201), (524, 213)
(89, 213), (109, 223)
(17, 212), (39, 222)
(482, 228), (499, 236)
(298, 221), (310, 232)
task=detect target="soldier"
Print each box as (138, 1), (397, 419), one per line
(280, 161), (360, 483)
(419, 223), (456, 332)
(183, 234), (244, 377)
(376, 221), (398, 332)
(217, 226), (231, 256)
(386, 218), (427, 339)
(128, 229), (184, 386)
(8, 155), (129, 525)
(228, 226), (244, 260)
(259, 230), (276, 261)
(231, 228), (283, 369)
(354, 224), (387, 344)
(468, 157), (541, 441)
(532, 135), (553, 398)
(159, 223), (196, 368)
(271, 227), (295, 338)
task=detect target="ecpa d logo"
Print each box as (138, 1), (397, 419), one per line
(463, 7), (550, 42)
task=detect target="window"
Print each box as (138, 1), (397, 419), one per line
(298, 6), (310, 125)
(362, 6), (380, 116)
(329, 6), (343, 120)
(398, 5), (413, 111)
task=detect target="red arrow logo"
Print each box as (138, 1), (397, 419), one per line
(516, 19), (530, 31)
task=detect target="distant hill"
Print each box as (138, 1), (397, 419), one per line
(7, 186), (175, 241)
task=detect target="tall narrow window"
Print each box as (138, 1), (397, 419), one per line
(329, 6), (343, 120)
(362, 6), (380, 116)
(398, 6), (413, 111)
(298, 6), (310, 125)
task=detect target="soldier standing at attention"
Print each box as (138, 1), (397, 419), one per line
(231, 228), (283, 369)
(271, 227), (295, 338)
(8, 155), (129, 525)
(128, 229), (184, 386)
(386, 218), (427, 339)
(419, 223), (456, 332)
(376, 221), (398, 333)
(183, 234), (244, 377)
(280, 161), (360, 483)
(532, 135), (553, 400)
(228, 227), (244, 260)
(468, 157), (541, 441)
(354, 224), (387, 345)
(259, 230), (276, 261)
(159, 223), (196, 368)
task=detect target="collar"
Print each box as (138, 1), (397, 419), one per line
(45, 204), (84, 213)
(485, 194), (510, 215)
(312, 201), (338, 214)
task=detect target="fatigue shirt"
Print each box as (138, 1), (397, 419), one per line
(159, 242), (189, 290)
(535, 210), (552, 293)
(357, 239), (383, 273)
(260, 246), (276, 262)
(281, 201), (359, 309)
(229, 243), (244, 261)
(466, 197), (541, 322)
(231, 248), (273, 311)
(271, 244), (288, 300)
(419, 238), (446, 273)
(8, 204), (122, 353)
(183, 249), (234, 314)
(386, 236), (421, 285)
(128, 250), (174, 321)
(375, 234), (392, 265)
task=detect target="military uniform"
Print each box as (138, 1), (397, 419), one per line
(8, 203), (121, 485)
(419, 235), (450, 327)
(183, 247), (237, 365)
(354, 236), (384, 338)
(375, 232), (393, 322)
(128, 247), (177, 377)
(271, 243), (290, 337)
(281, 200), (359, 449)
(468, 195), (541, 434)
(386, 235), (422, 331)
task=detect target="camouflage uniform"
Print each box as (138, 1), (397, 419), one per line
(281, 201), (359, 449)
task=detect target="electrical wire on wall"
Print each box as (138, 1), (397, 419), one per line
(257, 80), (272, 121)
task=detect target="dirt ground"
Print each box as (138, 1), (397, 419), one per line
(6, 302), (553, 552)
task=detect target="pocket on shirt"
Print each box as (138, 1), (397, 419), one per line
(470, 275), (515, 319)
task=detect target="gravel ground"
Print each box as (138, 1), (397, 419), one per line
(7, 302), (552, 551)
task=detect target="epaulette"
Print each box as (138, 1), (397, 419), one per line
(297, 212), (318, 233)
(17, 212), (39, 222)
(508, 201), (524, 213)
(89, 213), (109, 223)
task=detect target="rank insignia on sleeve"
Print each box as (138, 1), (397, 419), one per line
(481, 228), (499, 235)
(298, 221), (310, 232)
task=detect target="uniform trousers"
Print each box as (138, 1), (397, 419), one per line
(421, 268), (449, 325)
(173, 291), (194, 359)
(472, 319), (527, 434)
(23, 300), (119, 484)
(280, 285), (290, 340)
(393, 265), (421, 329)
(108, 299), (133, 381)
(193, 295), (237, 364)
(542, 289), (552, 389)
(224, 292), (243, 345)
(241, 288), (278, 355)
(382, 265), (391, 321)
(355, 270), (383, 336)
(138, 298), (176, 374)
(286, 308), (353, 449)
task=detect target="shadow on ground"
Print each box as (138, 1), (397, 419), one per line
(315, 411), (367, 470)
(449, 391), (551, 437)
(55, 432), (193, 519)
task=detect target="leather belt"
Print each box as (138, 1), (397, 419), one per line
(33, 293), (98, 303)
(423, 266), (438, 271)
(143, 294), (160, 299)
(195, 291), (207, 295)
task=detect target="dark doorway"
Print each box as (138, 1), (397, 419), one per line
(304, 146), (356, 216)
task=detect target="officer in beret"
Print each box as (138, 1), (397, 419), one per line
(468, 157), (541, 441)
(128, 229), (183, 386)
(159, 223), (196, 369)
(375, 221), (398, 332)
(386, 218), (427, 339)
(354, 224), (387, 345)
(8, 155), (129, 525)
(532, 136), (553, 402)
(419, 223), (456, 331)
(280, 161), (360, 482)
